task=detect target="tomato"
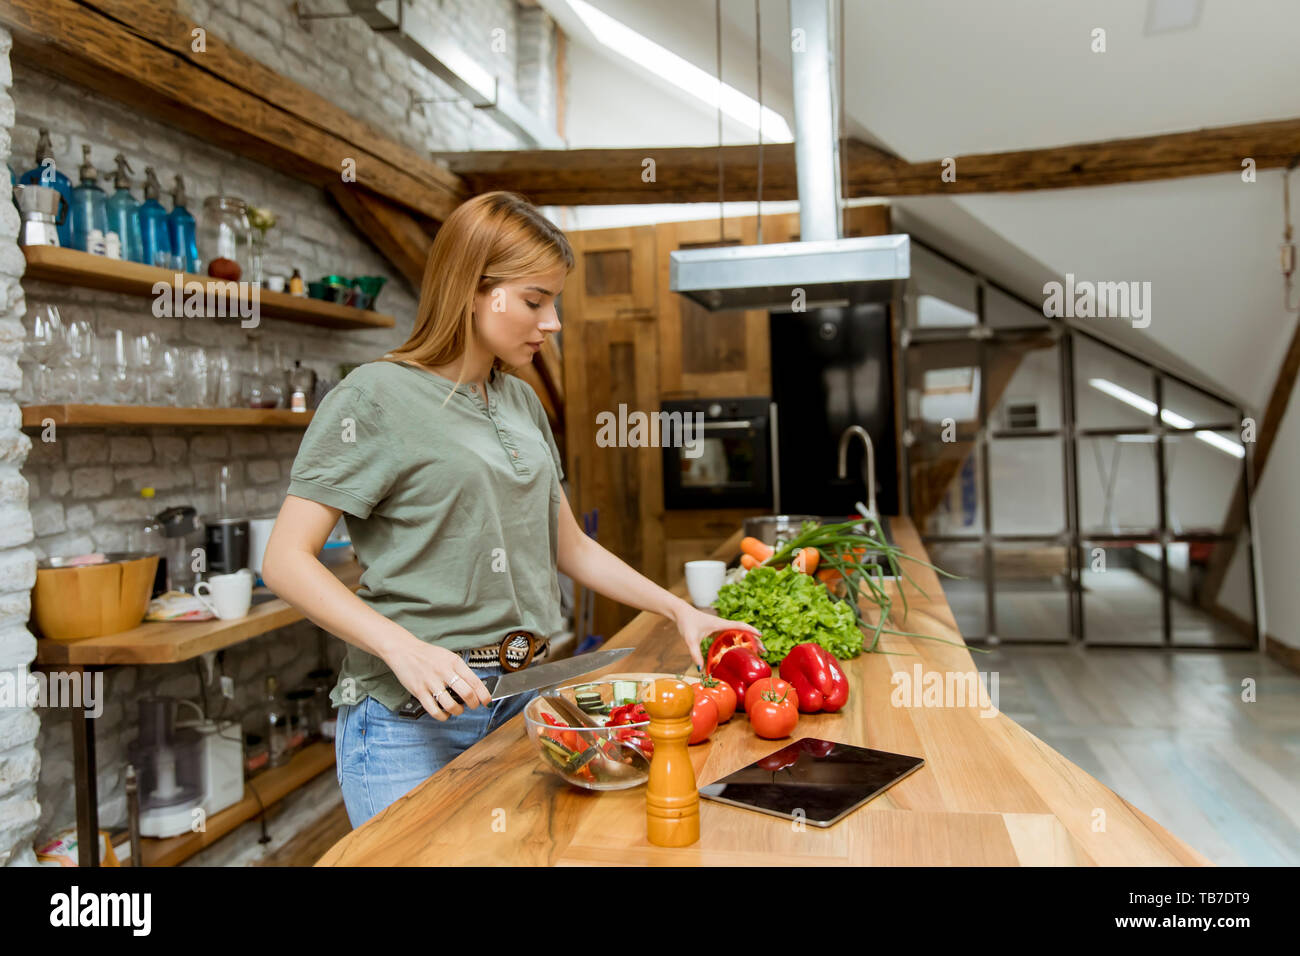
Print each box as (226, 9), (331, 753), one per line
(744, 675), (797, 716)
(688, 691), (719, 745)
(695, 676), (736, 723)
(748, 689), (798, 740)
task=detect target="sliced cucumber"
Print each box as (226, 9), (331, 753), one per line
(612, 680), (639, 705)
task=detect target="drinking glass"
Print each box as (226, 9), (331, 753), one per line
(241, 335), (280, 409)
(215, 349), (242, 407)
(156, 345), (183, 406)
(102, 329), (137, 405)
(25, 305), (63, 402)
(132, 331), (162, 405)
(45, 358), (78, 402)
(181, 346), (213, 407)
(63, 319), (99, 401)
(15, 354), (36, 404)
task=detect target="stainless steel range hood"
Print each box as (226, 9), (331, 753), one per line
(670, 0), (909, 312)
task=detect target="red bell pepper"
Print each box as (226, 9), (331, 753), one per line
(704, 629), (763, 676)
(708, 646), (771, 711)
(779, 643), (850, 713)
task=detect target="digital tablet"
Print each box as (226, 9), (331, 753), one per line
(699, 737), (925, 828)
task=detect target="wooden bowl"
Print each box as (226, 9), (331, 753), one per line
(32, 553), (160, 642)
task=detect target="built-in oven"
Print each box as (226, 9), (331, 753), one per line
(661, 397), (775, 510)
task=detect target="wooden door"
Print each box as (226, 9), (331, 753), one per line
(567, 225), (656, 320)
(562, 226), (663, 641)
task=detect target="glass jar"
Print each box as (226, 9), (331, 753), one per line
(240, 334), (282, 409)
(244, 733), (268, 778)
(286, 688), (318, 748)
(198, 196), (252, 280)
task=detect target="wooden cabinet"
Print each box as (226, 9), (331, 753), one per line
(655, 216), (773, 400)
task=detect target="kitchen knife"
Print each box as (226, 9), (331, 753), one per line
(395, 645), (634, 719)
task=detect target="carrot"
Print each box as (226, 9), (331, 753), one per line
(740, 536), (774, 562)
(793, 547), (820, 574)
(740, 553), (760, 570)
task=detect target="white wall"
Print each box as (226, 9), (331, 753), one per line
(1255, 388), (1300, 648)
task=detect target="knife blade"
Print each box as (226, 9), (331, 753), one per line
(395, 645), (634, 719)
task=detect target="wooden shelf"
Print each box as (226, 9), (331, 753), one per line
(128, 741), (337, 867)
(21, 404), (316, 428)
(34, 559), (361, 666)
(23, 246), (395, 331)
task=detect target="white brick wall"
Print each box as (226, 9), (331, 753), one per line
(0, 1), (557, 865)
(0, 26), (39, 868)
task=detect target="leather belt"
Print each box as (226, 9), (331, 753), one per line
(464, 630), (548, 671)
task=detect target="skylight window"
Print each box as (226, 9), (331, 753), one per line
(567, 0), (793, 142)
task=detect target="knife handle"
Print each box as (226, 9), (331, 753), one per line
(396, 686), (467, 720)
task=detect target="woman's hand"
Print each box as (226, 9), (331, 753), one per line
(384, 636), (494, 721)
(672, 604), (764, 671)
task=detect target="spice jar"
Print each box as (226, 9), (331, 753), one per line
(244, 733), (268, 778)
(285, 687), (317, 749)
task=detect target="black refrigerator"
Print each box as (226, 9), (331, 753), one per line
(769, 303), (899, 518)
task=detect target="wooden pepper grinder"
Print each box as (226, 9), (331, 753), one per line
(643, 677), (699, 847)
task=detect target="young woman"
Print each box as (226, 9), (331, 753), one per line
(262, 192), (762, 828)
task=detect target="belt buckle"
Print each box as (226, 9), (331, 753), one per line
(498, 630), (536, 672)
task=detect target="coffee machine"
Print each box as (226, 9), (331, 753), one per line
(15, 184), (67, 247)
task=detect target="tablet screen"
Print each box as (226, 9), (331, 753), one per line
(699, 737), (925, 827)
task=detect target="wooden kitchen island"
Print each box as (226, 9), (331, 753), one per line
(316, 518), (1209, 866)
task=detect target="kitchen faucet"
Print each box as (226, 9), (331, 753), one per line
(836, 425), (877, 518)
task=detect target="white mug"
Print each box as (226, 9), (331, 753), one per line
(194, 569), (253, 620)
(685, 560), (726, 608)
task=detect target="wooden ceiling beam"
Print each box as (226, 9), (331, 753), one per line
(2, 0), (465, 222)
(326, 183), (435, 289)
(434, 117), (1300, 205)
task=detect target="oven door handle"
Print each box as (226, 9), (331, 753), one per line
(697, 419), (758, 430)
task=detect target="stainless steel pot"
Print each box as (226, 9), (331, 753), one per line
(741, 514), (820, 549)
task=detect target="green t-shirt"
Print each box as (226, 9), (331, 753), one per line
(285, 359), (566, 713)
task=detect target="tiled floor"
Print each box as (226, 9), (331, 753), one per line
(985, 644), (1300, 865)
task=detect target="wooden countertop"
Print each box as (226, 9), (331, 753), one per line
(316, 519), (1209, 866)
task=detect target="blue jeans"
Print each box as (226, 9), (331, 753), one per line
(334, 653), (536, 828)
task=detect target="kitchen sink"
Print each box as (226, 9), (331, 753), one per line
(815, 513), (894, 549)
(727, 513), (897, 575)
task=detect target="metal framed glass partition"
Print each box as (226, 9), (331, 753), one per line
(898, 240), (1258, 649)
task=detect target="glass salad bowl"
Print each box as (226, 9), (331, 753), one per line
(523, 673), (697, 791)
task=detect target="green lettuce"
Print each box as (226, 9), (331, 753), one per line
(709, 564), (862, 665)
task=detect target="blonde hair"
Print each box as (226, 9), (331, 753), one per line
(378, 192), (573, 405)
